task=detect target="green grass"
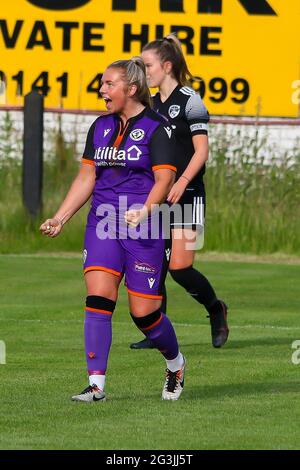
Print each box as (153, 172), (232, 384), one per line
(0, 255), (299, 450)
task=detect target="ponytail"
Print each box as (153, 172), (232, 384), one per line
(142, 33), (194, 87)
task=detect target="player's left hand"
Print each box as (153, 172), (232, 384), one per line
(125, 206), (148, 228)
(167, 178), (188, 204)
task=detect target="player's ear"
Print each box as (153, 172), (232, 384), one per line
(128, 84), (137, 97)
(163, 61), (173, 75)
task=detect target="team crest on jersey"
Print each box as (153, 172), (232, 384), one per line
(168, 105), (180, 118)
(130, 129), (145, 141)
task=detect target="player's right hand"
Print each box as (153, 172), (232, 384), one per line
(40, 218), (63, 238)
(124, 206), (148, 228)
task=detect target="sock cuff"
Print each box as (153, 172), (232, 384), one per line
(86, 295), (116, 313)
(130, 309), (162, 330)
(169, 266), (193, 275)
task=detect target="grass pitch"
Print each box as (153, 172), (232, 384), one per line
(0, 254), (299, 450)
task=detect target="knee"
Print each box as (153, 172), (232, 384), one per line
(129, 297), (162, 317)
(86, 288), (118, 300)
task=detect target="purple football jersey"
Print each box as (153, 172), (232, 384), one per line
(82, 107), (176, 210)
(81, 106), (175, 297)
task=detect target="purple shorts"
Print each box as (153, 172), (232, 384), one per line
(83, 210), (170, 299)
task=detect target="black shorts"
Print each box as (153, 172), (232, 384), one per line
(170, 188), (206, 230)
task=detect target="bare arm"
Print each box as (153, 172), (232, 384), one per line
(144, 168), (175, 210)
(40, 163), (95, 237)
(167, 134), (208, 204)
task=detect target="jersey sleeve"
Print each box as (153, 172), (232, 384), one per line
(185, 94), (210, 136)
(150, 124), (177, 173)
(81, 120), (96, 165)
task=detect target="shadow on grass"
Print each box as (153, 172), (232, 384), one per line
(224, 336), (295, 349)
(184, 380), (300, 400)
(103, 379), (300, 402)
(182, 336), (294, 350)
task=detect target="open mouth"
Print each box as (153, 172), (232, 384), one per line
(102, 97), (112, 109)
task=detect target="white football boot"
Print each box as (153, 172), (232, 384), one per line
(71, 384), (106, 402)
(162, 357), (186, 401)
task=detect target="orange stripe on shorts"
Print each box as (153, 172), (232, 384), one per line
(84, 266), (121, 277)
(127, 289), (163, 300)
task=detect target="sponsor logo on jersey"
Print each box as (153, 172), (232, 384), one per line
(94, 145), (142, 166)
(164, 126), (172, 138)
(135, 262), (156, 274)
(104, 128), (111, 137)
(148, 277), (156, 289)
(168, 105), (180, 118)
(165, 248), (171, 261)
(26, 0), (91, 10)
(83, 249), (88, 263)
(129, 129), (145, 141)
(190, 123), (208, 132)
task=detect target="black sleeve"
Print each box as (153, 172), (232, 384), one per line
(149, 123), (177, 172)
(82, 120), (96, 161)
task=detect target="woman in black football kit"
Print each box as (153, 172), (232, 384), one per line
(130, 34), (229, 350)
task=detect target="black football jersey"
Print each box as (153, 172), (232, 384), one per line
(152, 85), (209, 189)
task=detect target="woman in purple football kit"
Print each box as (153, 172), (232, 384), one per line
(130, 35), (229, 351)
(40, 57), (186, 402)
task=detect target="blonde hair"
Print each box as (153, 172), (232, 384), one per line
(142, 33), (194, 87)
(107, 57), (151, 107)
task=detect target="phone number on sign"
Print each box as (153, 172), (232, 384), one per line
(0, 70), (250, 105)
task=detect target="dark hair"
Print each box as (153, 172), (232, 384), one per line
(107, 57), (151, 107)
(142, 33), (194, 86)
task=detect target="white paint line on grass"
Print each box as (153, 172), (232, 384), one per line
(0, 318), (299, 331)
(1, 253), (300, 265)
